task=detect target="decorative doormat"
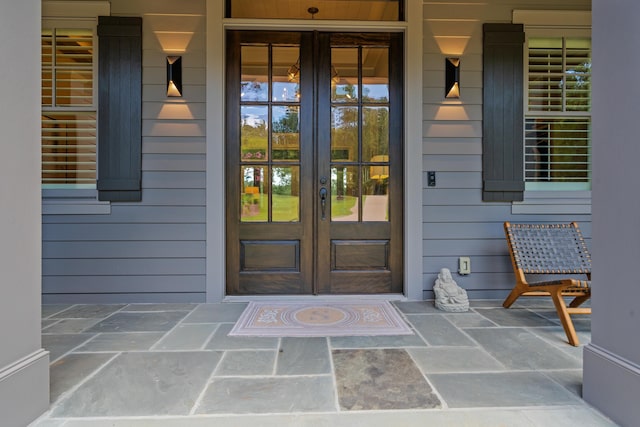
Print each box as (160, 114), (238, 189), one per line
(228, 301), (414, 337)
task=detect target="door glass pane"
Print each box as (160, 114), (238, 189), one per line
(241, 166), (267, 222)
(362, 106), (389, 161)
(331, 166), (359, 221)
(241, 46), (268, 102)
(331, 106), (358, 162)
(241, 106), (268, 161)
(332, 48), (359, 102)
(272, 166), (300, 222)
(362, 47), (389, 102)
(273, 46), (300, 102)
(363, 164), (389, 222)
(272, 106), (300, 160)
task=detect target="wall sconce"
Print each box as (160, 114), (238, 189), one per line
(445, 57), (460, 98)
(167, 56), (182, 97)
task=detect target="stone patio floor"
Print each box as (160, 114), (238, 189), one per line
(30, 298), (618, 426)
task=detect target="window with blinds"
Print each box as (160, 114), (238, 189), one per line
(525, 37), (591, 190)
(42, 26), (96, 188)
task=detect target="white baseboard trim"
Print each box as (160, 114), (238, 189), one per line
(0, 349), (48, 381)
(583, 343), (640, 426)
(0, 349), (50, 427)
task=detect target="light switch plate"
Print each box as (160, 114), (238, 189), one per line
(458, 256), (471, 275)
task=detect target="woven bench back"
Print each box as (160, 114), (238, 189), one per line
(505, 223), (591, 274)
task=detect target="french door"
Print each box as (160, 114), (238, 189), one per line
(225, 30), (403, 295)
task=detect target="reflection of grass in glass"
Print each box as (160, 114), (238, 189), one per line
(273, 195), (299, 222)
(241, 195), (358, 222)
(241, 195), (299, 222)
(332, 196), (357, 218)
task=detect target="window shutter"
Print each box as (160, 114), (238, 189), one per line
(482, 24), (525, 202)
(97, 16), (142, 201)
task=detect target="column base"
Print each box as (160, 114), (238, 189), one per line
(0, 349), (49, 427)
(584, 343), (640, 426)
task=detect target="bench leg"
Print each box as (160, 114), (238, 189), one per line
(550, 288), (580, 346)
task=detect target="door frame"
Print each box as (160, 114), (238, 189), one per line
(224, 30), (404, 296)
(204, 0), (424, 302)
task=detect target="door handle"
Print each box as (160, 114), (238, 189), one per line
(319, 187), (328, 221)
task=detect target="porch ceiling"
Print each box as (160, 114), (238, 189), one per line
(230, 0), (399, 21)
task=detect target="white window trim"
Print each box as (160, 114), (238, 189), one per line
(512, 190), (591, 215)
(512, 10), (592, 214)
(42, 1), (111, 215)
(43, 190), (110, 215)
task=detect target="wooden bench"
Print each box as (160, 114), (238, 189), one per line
(503, 222), (591, 346)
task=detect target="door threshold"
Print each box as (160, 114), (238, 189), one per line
(223, 293), (408, 303)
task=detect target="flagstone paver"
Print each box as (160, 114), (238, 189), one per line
(33, 301), (617, 427)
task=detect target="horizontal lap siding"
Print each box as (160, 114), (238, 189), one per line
(422, 0), (592, 299)
(42, 2), (207, 303)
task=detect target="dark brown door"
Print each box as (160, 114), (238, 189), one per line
(225, 31), (403, 295)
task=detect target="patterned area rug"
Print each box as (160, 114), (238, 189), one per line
(229, 301), (414, 337)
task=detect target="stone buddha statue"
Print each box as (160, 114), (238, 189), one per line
(433, 267), (469, 312)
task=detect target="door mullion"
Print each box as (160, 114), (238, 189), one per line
(315, 32), (332, 293)
(299, 31), (316, 294)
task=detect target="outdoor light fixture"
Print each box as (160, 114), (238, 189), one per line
(445, 57), (460, 98)
(166, 56), (182, 97)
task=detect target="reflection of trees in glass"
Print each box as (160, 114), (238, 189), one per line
(362, 86), (389, 103)
(549, 119), (590, 180)
(331, 107), (358, 161)
(272, 168), (292, 195)
(243, 167), (263, 189)
(272, 107), (300, 160)
(363, 107), (389, 161)
(337, 83), (357, 100)
(240, 81), (268, 101)
(241, 120), (267, 143)
(330, 106), (389, 164)
(241, 113), (267, 159)
(565, 59), (591, 111)
(272, 107), (298, 133)
(525, 118), (590, 183)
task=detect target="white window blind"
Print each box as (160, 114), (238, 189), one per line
(526, 37), (591, 190)
(42, 26), (96, 188)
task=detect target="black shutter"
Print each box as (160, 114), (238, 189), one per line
(482, 24), (525, 202)
(97, 16), (142, 202)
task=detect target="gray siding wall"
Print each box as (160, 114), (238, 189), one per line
(42, 0), (594, 303)
(42, 0), (207, 303)
(421, 0), (592, 299)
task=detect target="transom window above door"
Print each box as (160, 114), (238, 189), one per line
(227, 0), (403, 21)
